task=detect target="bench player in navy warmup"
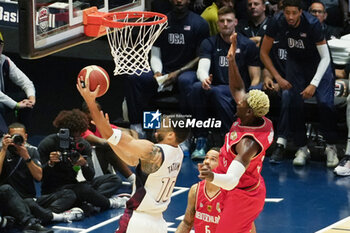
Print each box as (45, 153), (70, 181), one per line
(260, 0), (339, 167)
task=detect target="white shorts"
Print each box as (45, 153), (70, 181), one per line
(126, 211), (167, 233)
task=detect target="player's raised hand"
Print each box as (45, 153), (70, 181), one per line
(91, 112), (110, 126)
(198, 163), (214, 182)
(227, 33), (237, 62)
(76, 76), (100, 104)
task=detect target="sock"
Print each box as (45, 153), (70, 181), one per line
(276, 137), (287, 148)
(0, 216), (6, 228)
(299, 145), (309, 154)
(109, 198), (114, 208)
(127, 173), (135, 183)
(52, 213), (64, 222)
(346, 138), (350, 155)
(326, 144), (337, 152)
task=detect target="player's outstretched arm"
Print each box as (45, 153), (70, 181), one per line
(77, 78), (156, 166)
(175, 184), (197, 233)
(199, 137), (260, 190)
(227, 33), (246, 104)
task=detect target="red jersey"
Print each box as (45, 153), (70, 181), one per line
(215, 116), (274, 190)
(194, 180), (225, 233)
(81, 124), (118, 139)
(213, 117), (273, 233)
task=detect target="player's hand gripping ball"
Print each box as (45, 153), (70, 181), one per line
(77, 65), (110, 97)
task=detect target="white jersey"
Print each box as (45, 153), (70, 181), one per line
(132, 143), (184, 214)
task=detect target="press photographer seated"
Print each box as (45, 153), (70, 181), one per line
(0, 122), (41, 198)
(38, 109), (128, 216)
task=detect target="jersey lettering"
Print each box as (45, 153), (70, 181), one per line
(195, 211), (220, 224)
(287, 38), (305, 49)
(278, 49), (287, 60)
(168, 33), (185, 45)
(167, 162), (181, 173)
(218, 56), (228, 67)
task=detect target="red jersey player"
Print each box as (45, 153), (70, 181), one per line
(176, 148), (225, 233)
(199, 33), (274, 233)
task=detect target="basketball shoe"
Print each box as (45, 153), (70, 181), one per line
(269, 144), (285, 164)
(325, 145), (339, 168)
(110, 193), (131, 208)
(62, 207), (84, 222)
(191, 137), (207, 160)
(293, 147), (310, 166)
(334, 155), (350, 176)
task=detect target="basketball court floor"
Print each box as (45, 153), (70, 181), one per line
(19, 150), (349, 233)
(1, 1), (350, 232)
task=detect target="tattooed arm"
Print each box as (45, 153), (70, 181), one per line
(140, 145), (164, 174)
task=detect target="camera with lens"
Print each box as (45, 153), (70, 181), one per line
(58, 128), (81, 164)
(11, 134), (24, 145)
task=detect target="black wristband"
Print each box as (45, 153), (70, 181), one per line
(25, 157), (32, 163)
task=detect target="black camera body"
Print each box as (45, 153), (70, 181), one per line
(58, 128), (80, 164)
(11, 134), (24, 145)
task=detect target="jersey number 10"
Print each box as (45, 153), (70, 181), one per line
(156, 177), (177, 202)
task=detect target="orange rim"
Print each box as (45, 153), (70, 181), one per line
(102, 11), (167, 28)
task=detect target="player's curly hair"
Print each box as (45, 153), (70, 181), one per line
(246, 89), (270, 117)
(53, 109), (89, 134)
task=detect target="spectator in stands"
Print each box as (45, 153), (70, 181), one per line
(235, 0), (249, 21)
(340, 0), (350, 34)
(0, 184), (52, 233)
(237, 0), (271, 46)
(123, 0), (209, 140)
(309, 1), (343, 40)
(0, 123), (81, 225)
(260, 0), (339, 167)
(151, 0), (173, 14)
(191, 6), (261, 159)
(190, 0), (214, 14)
(0, 32), (36, 134)
(323, 0), (343, 27)
(38, 109), (128, 216)
(81, 101), (136, 186)
(201, 0), (234, 36)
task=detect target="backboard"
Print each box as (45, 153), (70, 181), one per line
(16, 0), (145, 59)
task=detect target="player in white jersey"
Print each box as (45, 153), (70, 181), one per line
(76, 80), (190, 233)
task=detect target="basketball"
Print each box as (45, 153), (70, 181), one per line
(77, 65), (110, 97)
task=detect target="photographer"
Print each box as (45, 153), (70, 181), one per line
(0, 184), (53, 233)
(38, 109), (126, 215)
(0, 123), (42, 194)
(0, 123), (79, 230)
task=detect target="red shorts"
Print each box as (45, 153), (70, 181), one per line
(215, 178), (266, 233)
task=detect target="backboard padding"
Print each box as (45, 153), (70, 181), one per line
(17, 0), (145, 59)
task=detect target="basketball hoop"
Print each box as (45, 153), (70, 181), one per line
(84, 8), (168, 76)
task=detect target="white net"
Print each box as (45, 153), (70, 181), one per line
(105, 13), (168, 76)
